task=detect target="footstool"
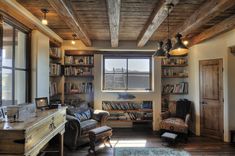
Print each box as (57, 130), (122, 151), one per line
(88, 126), (112, 154)
(161, 132), (178, 146)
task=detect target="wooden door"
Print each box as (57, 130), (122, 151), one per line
(199, 59), (223, 140)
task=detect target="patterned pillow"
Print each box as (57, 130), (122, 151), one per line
(74, 109), (91, 121)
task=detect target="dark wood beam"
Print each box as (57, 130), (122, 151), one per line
(48, 0), (91, 46)
(137, 0), (179, 47)
(173, 0), (235, 37)
(190, 14), (235, 46)
(106, 0), (121, 47)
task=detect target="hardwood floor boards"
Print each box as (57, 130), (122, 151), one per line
(64, 127), (235, 156)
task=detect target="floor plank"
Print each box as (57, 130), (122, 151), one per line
(64, 128), (235, 156)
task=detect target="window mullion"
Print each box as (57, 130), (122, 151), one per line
(12, 27), (16, 105)
(126, 58), (128, 90)
(0, 15), (3, 106)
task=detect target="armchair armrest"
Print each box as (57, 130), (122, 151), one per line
(64, 115), (81, 150)
(161, 111), (170, 120)
(92, 110), (110, 126)
(185, 114), (190, 125)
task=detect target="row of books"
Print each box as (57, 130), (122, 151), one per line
(102, 101), (152, 110)
(108, 112), (153, 121)
(162, 58), (187, 65)
(64, 67), (93, 76)
(64, 82), (93, 94)
(162, 69), (188, 77)
(50, 63), (61, 76)
(64, 56), (94, 65)
(49, 82), (59, 97)
(162, 82), (188, 94)
(50, 48), (61, 58)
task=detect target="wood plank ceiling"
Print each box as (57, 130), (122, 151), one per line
(16, 0), (235, 47)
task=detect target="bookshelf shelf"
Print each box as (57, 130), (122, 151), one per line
(64, 64), (94, 67)
(108, 120), (152, 123)
(50, 93), (62, 98)
(162, 76), (188, 78)
(64, 51), (94, 106)
(106, 109), (153, 113)
(64, 75), (94, 78)
(162, 64), (188, 67)
(50, 55), (61, 60)
(161, 57), (189, 112)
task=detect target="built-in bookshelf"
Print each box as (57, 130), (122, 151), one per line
(161, 56), (189, 112)
(102, 101), (153, 123)
(64, 51), (94, 106)
(49, 43), (64, 104)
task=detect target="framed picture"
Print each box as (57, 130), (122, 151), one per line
(35, 97), (49, 109)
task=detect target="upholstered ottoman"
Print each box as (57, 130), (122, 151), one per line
(88, 126), (112, 154)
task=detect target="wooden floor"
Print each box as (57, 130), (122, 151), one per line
(64, 127), (235, 156)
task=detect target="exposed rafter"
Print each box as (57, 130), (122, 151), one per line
(106, 0), (121, 47)
(173, 0), (235, 37)
(48, 0), (91, 46)
(190, 14), (235, 46)
(137, 0), (179, 47)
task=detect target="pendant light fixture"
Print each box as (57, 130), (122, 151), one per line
(169, 33), (189, 56)
(153, 41), (167, 58)
(41, 8), (49, 25)
(153, 3), (173, 58)
(71, 34), (77, 45)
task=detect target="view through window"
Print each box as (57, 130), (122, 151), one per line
(1, 21), (28, 106)
(103, 56), (151, 90)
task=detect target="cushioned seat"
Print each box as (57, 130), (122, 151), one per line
(89, 126), (112, 135)
(81, 119), (98, 135)
(160, 118), (188, 134)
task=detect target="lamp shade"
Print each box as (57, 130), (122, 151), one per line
(153, 41), (167, 58)
(169, 33), (189, 56)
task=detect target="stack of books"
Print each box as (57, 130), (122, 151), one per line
(64, 56), (94, 65)
(50, 48), (61, 58)
(162, 82), (188, 94)
(50, 63), (61, 76)
(64, 67), (93, 76)
(64, 82), (93, 94)
(49, 82), (58, 96)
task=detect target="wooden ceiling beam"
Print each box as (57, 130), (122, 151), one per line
(48, 0), (91, 46)
(174, 0), (235, 37)
(190, 14), (235, 46)
(137, 0), (179, 47)
(106, 0), (121, 47)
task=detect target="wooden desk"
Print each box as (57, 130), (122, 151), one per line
(0, 106), (67, 156)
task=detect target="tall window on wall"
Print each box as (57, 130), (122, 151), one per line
(1, 17), (29, 106)
(103, 56), (152, 91)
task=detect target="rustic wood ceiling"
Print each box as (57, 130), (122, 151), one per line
(16, 0), (235, 47)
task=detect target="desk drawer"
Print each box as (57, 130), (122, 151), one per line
(25, 109), (66, 153)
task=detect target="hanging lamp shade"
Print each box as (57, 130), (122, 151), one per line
(153, 41), (167, 58)
(169, 33), (189, 56)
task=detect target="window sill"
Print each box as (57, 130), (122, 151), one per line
(101, 90), (154, 93)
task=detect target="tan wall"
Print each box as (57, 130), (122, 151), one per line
(188, 28), (235, 142)
(31, 30), (50, 101)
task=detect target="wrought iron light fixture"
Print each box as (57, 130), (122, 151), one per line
(153, 41), (167, 58)
(153, 3), (189, 58)
(169, 33), (189, 56)
(41, 8), (49, 25)
(71, 34), (77, 45)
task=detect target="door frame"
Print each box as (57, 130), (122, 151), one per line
(199, 58), (224, 140)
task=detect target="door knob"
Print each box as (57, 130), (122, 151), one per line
(201, 101), (207, 104)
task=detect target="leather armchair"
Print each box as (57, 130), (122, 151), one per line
(64, 103), (109, 150)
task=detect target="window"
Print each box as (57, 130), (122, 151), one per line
(1, 19), (29, 106)
(103, 56), (152, 91)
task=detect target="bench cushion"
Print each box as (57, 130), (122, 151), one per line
(89, 126), (112, 135)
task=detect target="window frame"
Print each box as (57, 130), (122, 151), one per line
(0, 14), (31, 106)
(102, 55), (152, 91)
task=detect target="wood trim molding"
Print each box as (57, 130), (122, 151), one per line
(137, 0), (179, 47)
(0, 0), (63, 43)
(48, 0), (91, 46)
(106, 0), (121, 47)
